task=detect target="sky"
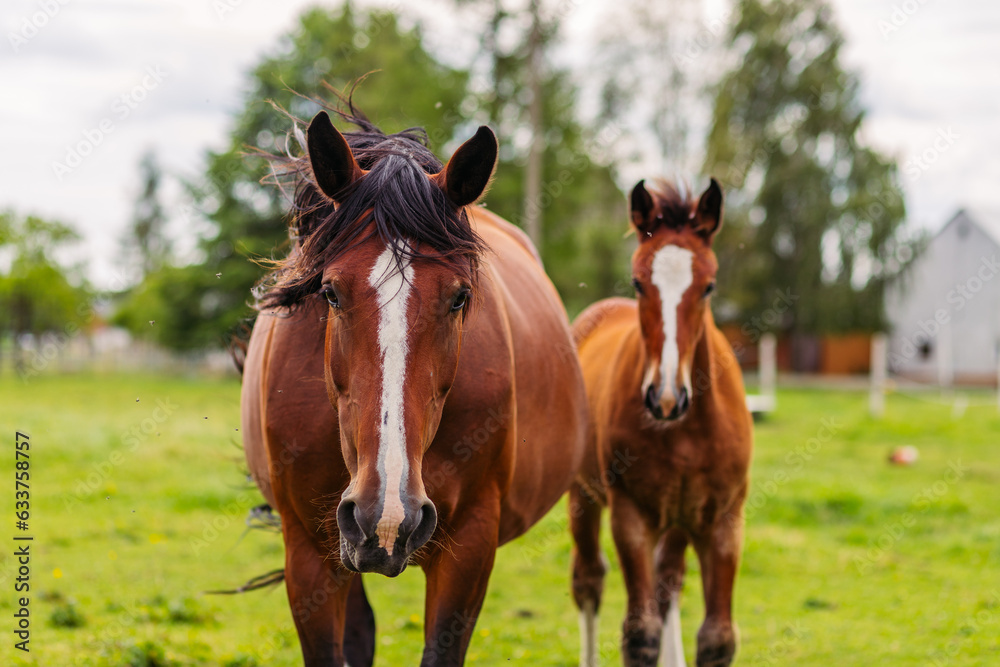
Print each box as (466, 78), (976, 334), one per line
(1, 0), (998, 288)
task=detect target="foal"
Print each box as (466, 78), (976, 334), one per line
(569, 179), (752, 667)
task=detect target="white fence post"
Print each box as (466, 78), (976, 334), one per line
(996, 346), (1000, 412)
(870, 333), (887, 418)
(760, 333), (777, 408)
(938, 322), (954, 388)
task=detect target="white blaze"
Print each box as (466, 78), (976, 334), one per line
(649, 245), (694, 398)
(369, 245), (414, 557)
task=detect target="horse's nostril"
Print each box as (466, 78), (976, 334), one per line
(407, 501), (438, 554)
(644, 384), (658, 411)
(677, 387), (689, 413)
(354, 504), (368, 538)
(644, 384), (665, 419)
(337, 500), (367, 544)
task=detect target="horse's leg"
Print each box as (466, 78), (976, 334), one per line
(419, 503), (501, 667)
(283, 516), (354, 666)
(343, 575), (376, 667)
(691, 517), (742, 667)
(610, 493), (661, 667)
(655, 528), (689, 667)
(570, 481), (607, 667)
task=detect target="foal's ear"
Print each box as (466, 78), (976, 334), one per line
(434, 126), (498, 208)
(693, 178), (724, 241)
(630, 180), (658, 236)
(307, 111), (363, 202)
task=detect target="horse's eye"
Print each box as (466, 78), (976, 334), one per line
(631, 277), (644, 295)
(451, 289), (470, 313)
(704, 282), (716, 297)
(321, 286), (340, 308)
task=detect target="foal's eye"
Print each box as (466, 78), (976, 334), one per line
(631, 277), (644, 295)
(451, 289), (470, 313)
(321, 286), (340, 308)
(704, 282), (716, 297)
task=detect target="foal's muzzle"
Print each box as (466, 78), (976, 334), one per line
(644, 383), (690, 421)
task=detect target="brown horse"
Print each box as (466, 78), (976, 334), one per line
(240, 107), (587, 666)
(569, 179), (752, 667)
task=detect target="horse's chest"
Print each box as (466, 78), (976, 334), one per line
(616, 433), (737, 533)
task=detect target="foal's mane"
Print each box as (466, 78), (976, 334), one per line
(254, 97), (485, 311)
(646, 179), (697, 231)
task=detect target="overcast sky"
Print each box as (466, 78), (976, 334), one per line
(2, 0), (998, 288)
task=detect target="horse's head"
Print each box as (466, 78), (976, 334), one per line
(295, 111), (496, 576)
(628, 178), (723, 422)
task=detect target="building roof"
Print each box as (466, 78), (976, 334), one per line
(949, 207), (1000, 249)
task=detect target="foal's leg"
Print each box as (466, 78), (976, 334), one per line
(692, 517), (742, 667)
(570, 481), (607, 667)
(419, 501), (501, 667)
(283, 516), (355, 666)
(610, 493), (662, 667)
(655, 528), (689, 667)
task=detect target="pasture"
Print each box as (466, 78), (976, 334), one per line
(1, 372), (998, 665)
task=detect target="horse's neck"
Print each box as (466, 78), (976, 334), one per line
(692, 312), (719, 392)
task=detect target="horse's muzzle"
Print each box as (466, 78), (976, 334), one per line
(336, 497), (438, 577)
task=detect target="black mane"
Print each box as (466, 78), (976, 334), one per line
(255, 101), (484, 311)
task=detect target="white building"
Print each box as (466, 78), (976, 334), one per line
(886, 209), (1000, 385)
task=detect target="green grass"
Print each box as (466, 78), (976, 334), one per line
(1, 373), (999, 665)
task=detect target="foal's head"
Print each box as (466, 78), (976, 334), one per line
(263, 110), (496, 576)
(628, 178), (723, 422)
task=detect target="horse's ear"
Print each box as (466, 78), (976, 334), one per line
(630, 180), (657, 235)
(307, 111), (363, 202)
(693, 178), (724, 241)
(434, 126), (498, 208)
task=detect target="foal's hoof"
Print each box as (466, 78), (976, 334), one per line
(622, 626), (661, 666)
(695, 640), (735, 667)
(696, 622), (736, 667)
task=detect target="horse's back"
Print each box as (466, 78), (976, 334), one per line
(468, 207), (589, 542)
(573, 297), (645, 393)
(573, 297), (638, 348)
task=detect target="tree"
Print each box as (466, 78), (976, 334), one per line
(704, 0), (913, 337)
(590, 0), (708, 177)
(0, 211), (91, 375)
(451, 0), (630, 314)
(116, 3), (471, 350)
(523, 0), (545, 248)
(122, 150), (170, 281)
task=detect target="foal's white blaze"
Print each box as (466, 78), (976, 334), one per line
(369, 245), (415, 557)
(649, 245), (694, 400)
(660, 591), (686, 667)
(578, 599), (598, 667)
